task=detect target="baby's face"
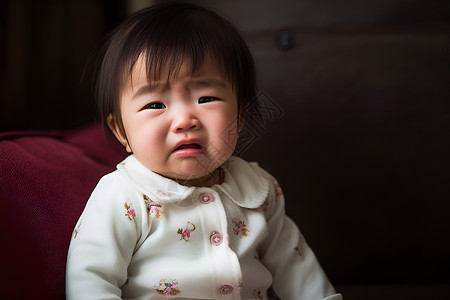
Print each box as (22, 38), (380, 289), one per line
(112, 56), (239, 186)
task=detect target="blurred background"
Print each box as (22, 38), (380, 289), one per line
(1, 0), (449, 299)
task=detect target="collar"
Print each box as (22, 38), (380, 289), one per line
(216, 156), (269, 209)
(116, 155), (269, 208)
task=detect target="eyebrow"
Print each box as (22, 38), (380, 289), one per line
(131, 77), (228, 100)
(132, 82), (164, 100)
(189, 77), (228, 89)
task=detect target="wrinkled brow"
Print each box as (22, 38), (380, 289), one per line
(131, 77), (228, 99)
(189, 77), (228, 89)
(131, 82), (164, 100)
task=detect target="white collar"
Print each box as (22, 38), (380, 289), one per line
(217, 157), (269, 209)
(117, 155), (269, 209)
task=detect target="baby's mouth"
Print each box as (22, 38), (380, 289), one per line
(175, 143), (203, 151)
(173, 143), (205, 156)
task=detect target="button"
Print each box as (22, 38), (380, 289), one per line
(200, 193), (214, 204)
(220, 285), (233, 294)
(210, 232), (223, 246)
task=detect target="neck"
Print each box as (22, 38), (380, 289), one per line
(174, 169), (221, 187)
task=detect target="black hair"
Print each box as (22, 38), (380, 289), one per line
(92, 2), (256, 139)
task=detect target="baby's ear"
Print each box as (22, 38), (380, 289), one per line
(107, 114), (132, 153)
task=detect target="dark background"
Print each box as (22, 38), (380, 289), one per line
(1, 0), (449, 298)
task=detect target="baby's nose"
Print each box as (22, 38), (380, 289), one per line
(171, 112), (201, 132)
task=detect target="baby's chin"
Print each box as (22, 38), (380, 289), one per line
(157, 167), (219, 187)
(144, 154), (230, 186)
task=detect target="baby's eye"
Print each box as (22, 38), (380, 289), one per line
(142, 102), (166, 110)
(198, 97), (219, 104)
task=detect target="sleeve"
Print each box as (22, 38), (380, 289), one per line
(66, 173), (141, 300)
(259, 177), (343, 300)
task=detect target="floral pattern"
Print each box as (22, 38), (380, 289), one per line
(155, 279), (181, 296)
(177, 222), (196, 242)
(143, 195), (165, 219)
(232, 217), (250, 237)
(124, 202), (136, 220)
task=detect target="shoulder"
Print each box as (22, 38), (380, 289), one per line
(91, 170), (129, 198)
(77, 169), (150, 233)
(83, 170), (141, 215)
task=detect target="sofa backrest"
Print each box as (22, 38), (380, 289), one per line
(0, 124), (127, 300)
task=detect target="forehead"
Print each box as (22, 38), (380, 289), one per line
(122, 54), (231, 93)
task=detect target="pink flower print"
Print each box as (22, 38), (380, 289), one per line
(177, 222), (196, 242)
(181, 229), (191, 239)
(149, 202), (165, 219)
(124, 202), (136, 220)
(143, 195), (165, 219)
(164, 283), (179, 296)
(155, 279), (181, 296)
(232, 217), (250, 237)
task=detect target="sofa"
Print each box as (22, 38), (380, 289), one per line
(0, 125), (127, 299)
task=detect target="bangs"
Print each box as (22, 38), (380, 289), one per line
(119, 4), (242, 88)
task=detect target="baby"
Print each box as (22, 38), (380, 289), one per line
(66, 2), (342, 300)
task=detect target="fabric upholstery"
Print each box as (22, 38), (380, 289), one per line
(0, 124), (127, 300)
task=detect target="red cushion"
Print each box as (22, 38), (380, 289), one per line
(0, 124), (127, 300)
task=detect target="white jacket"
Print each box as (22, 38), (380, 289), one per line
(66, 155), (342, 300)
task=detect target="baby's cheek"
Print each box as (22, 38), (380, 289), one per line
(213, 132), (238, 160)
(130, 127), (165, 159)
(220, 119), (239, 149)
